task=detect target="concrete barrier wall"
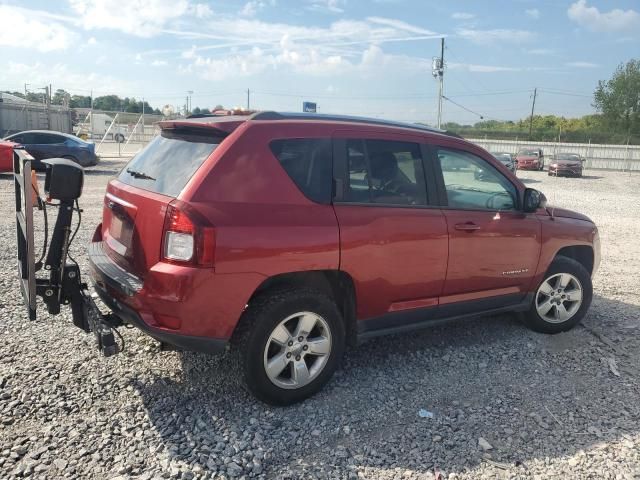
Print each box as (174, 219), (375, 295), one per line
(0, 103), (72, 136)
(469, 138), (640, 171)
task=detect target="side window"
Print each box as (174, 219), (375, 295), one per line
(437, 148), (517, 211)
(20, 133), (38, 144)
(40, 134), (63, 144)
(345, 139), (427, 206)
(270, 138), (332, 204)
(31, 133), (58, 144)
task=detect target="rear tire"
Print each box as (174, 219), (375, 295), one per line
(523, 256), (592, 334)
(234, 288), (345, 405)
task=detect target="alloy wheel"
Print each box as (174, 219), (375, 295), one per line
(263, 312), (332, 389)
(535, 273), (583, 323)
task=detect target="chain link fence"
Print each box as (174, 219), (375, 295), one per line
(72, 109), (167, 157)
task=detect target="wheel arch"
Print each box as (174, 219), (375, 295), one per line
(554, 245), (594, 275)
(244, 270), (358, 346)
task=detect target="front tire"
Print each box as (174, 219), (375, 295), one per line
(523, 256), (592, 334)
(236, 288), (345, 405)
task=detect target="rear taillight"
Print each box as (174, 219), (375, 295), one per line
(162, 202), (215, 267)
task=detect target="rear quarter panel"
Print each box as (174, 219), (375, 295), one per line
(185, 121), (340, 278)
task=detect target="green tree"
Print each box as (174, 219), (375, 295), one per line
(69, 95), (92, 108)
(93, 95), (121, 111)
(52, 89), (70, 106)
(594, 59), (640, 136)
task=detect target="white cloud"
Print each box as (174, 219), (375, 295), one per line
(87, 36), (97, 45)
(449, 63), (521, 73)
(566, 61), (599, 68)
(69, 0), (191, 37)
(239, 1), (276, 16)
(366, 17), (435, 35)
(175, 16), (439, 81)
(151, 59), (169, 67)
(308, 0), (345, 14)
(525, 8), (540, 19)
(451, 12), (475, 20)
(456, 28), (534, 44)
(0, 5), (77, 52)
(190, 3), (213, 18)
(568, 0), (640, 32)
(526, 48), (554, 55)
(1, 61), (133, 94)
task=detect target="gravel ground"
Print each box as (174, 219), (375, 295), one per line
(1, 162), (640, 480)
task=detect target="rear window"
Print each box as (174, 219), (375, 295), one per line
(117, 129), (220, 197)
(270, 138), (332, 204)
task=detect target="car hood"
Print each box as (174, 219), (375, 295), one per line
(552, 159), (581, 165)
(545, 206), (593, 223)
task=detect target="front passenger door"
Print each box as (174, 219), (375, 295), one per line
(435, 147), (540, 308)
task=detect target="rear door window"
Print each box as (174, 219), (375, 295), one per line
(270, 138), (332, 204)
(344, 139), (427, 206)
(117, 129), (221, 197)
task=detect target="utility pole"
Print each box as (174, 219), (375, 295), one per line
(528, 87), (537, 141)
(247, 89), (250, 110)
(432, 38), (445, 129)
(186, 90), (193, 116)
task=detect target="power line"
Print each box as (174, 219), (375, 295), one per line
(442, 95), (485, 119)
(538, 89), (592, 98)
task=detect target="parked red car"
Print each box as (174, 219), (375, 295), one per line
(0, 141), (15, 172)
(89, 112), (600, 404)
(516, 148), (545, 171)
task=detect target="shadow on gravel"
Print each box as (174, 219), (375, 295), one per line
(133, 293), (640, 477)
(519, 177), (540, 184)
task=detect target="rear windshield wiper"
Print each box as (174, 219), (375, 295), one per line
(126, 168), (156, 181)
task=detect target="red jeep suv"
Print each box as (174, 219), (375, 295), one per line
(89, 112), (600, 404)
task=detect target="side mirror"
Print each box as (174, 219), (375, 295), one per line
(523, 188), (547, 213)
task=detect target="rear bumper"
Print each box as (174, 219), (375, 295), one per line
(88, 241), (228, 354)
(93, 282), (227, 354)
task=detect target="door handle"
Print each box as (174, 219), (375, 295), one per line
(454, 222), (481, 232)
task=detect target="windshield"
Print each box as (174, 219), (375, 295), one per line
(555, 153), (580, 161)
(493, 153), (512, 163)
(117, 129), (221, 197)
(518, 149), (539, 157)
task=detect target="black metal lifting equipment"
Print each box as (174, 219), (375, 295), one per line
(13, 148), (121, 357)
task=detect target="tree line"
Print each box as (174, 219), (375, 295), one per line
(443, 59), (640, 145)
(2, 89), (163, 115)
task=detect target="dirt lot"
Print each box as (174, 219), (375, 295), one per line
(1, 161), (639, 480)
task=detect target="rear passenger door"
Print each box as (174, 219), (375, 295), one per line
(332, 132), (448, 324)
